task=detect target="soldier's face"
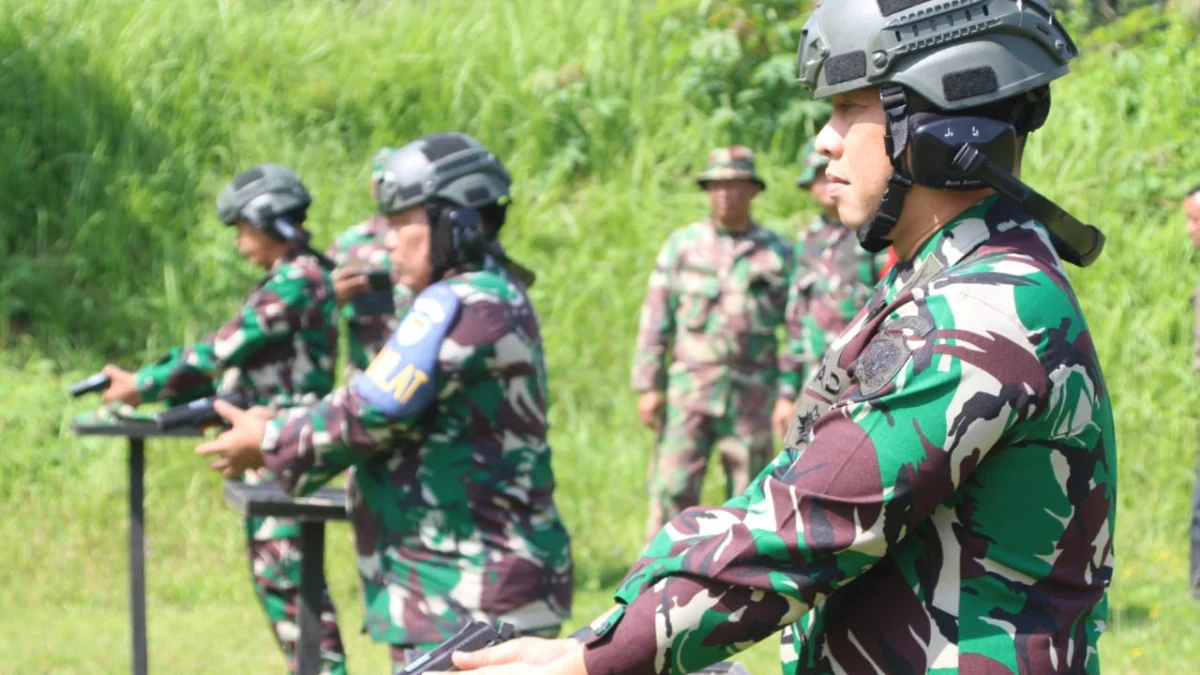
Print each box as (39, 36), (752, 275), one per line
(385, 205), (435, 291)
(706, 179), (760, 226)
(1186, 194), (1200, 249)
(807, 168), (837, 212)
(814, 88), (892, 229)
(234, 220), (284, 269)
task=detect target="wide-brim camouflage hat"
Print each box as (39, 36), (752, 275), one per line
(796, 138), (829, 187)
(696, 145), (767, 191)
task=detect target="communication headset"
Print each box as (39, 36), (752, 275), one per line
(427, 199), (487, 279)
(871, 85), (1104, 267)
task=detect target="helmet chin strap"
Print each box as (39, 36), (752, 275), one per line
(857, 84), (914, 254)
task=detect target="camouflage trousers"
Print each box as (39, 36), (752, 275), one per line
(244, 470), (348, 675)
(644, 401), (774, 545)
(388, 625), (563, 673)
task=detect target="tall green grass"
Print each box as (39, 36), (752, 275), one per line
(2, 1), (1199, 673)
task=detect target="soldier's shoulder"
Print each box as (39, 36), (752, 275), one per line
(446, 269), (522, 305)
(928, 246), (1082, 336)
(333, 219), (378, 245)
(754, 224), (793, 254)
(273, 253), (333, 290)
(666, 221), (711, 244)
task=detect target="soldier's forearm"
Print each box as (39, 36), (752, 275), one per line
(583, 576), (787, 675)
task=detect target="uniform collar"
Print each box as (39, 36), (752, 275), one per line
(706, 217), (761, 240)
(886, 194), (1005, 289)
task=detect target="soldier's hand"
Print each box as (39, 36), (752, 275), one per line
(333, 267), (370, 305)
(195, 399), (268, 479)
(101, 365), (142, 407)
(772, 398), (796, 439)
(441, 637), (587, 675)
(637, 391), (665, 432)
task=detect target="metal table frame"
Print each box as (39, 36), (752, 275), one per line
(71, 420), (203, 675)
(222, 480), (348, 675)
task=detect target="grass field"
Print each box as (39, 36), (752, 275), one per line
(2, 1), (1200, 673)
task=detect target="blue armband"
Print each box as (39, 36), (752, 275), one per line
(352, 283), (461, 419)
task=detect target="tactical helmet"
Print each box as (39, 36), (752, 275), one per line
(370, 147), (395, 184)
(795, 0), (1079, 253)
(215, 164), (312, 228)
(796, 0), (1077, 110)
(375, 132), (511, 215)
(377, 132), (534, 285)
(795, 138), (829, 188)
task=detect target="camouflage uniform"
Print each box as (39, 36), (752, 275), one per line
(325, 214), (410, 377)
(581, 197), (1117, 674)
(634, 148), (792, 540)
(135, 248), (347, 675)
(259, 264), (574, 664)
(777, 215), (883, 400)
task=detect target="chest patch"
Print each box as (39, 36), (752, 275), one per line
(854, 315), (934, 396)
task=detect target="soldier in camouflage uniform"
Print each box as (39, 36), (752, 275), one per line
(100, 165), (347, 675)
(633, 146), (792, 548)
(195, 133), (574, 669)
(772, 139), (885, 438)
(327, 147), (413, 380)
(1187, 184), (1200, 599)
(451, 2), (1117, 674)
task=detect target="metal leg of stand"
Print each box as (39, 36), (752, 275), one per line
(297, 521), (326, 675)
(129, 438), (148, 675)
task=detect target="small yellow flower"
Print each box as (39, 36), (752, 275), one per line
(1121, 568), (1133, 579)
(1150, 607), (1160, 620)
(1157, 550), (1170, 561)
(1131, 648), (1144, 659)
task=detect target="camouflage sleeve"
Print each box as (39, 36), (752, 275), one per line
(630, 236), (679, 392)
(582, 290), (1051, 674)
(133, 345), (217, 404)
(260, 384), (399, 496)
(261, 285), (496, 496)
(777, 240), (810, 401)
(133, 267), (320, 403)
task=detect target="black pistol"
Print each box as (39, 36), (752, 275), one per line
(155, 391), (251, 431)
(399, 621), (515, 674)
(69, 372), (111, 398)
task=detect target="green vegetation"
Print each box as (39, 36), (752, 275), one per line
(1, 1), (1198, 672)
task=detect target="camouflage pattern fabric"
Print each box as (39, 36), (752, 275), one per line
(646, 402), (773, 544)
(248, 536), (347, 675)
(326, 215), (411, 377)
(133, 247), (347, 675)
(696, 146), (766, 189)
(259, 265), (574, 656)
(583, 196), (1117, 675)
(633, 220), (792, 536)
(778, 215), (883, 400)
(134, 248), (338, 408)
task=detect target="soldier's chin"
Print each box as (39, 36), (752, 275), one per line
(837, 206), (868, 231)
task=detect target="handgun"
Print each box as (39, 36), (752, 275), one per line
(399, 621), (515, 674)
(366, 269), (393, 291)
(69, 372), (111, 398)
(155, 391), (251, 431)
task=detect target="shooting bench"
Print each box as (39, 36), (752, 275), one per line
(71, 419), (203, 675)
(222, 480), (348, 675)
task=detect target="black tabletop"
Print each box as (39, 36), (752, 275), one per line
(222, 480), (349, 521)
